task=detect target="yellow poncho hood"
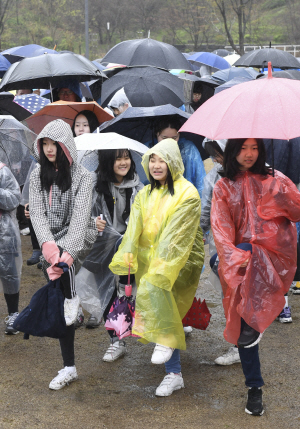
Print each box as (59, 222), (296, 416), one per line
(141, 138), (184, 182)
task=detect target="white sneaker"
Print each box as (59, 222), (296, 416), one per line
(214, 346), (241, 365)
(49, 366), (78, 390)
(183, 326), (193, 336)
(20, 227), (30, 236)
(64, 295), (80, 326)
(155, 372), (184, 397)
(151, 344), (175, 364)
(102, 341), (126, 362)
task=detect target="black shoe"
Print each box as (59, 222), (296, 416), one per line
(27, 250), (42, 266)
(37, 262), (42, 269)
(5, 312), (19, 335)
(245, 387), (264, 416)
(237, 323), (263, 348)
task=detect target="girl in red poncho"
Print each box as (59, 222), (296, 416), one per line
(211, 137), (300, 416)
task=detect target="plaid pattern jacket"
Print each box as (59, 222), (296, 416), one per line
(29, 120), (97, 261)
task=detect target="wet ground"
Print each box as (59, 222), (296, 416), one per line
(0, 235), (299, 429)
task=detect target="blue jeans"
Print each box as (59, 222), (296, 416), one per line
(239, 319), (264, 388)
(165, 349), (181, 374)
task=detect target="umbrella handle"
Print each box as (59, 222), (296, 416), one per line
(125, 265), (132, 297)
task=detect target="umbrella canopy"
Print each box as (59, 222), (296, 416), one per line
(0, 55), (11, 78)
(0, 115), (36, 185)
(101, 38), (192, 71)
(233, 48), (300, 69)
(75, 132), (148, 154)
(99, 104), (208, 160)
(101, 67), (185, 108)
(24, 101), (113, 135)
(177, 73), (202, 82)
(0, 53), (106, 92)
(188, 52), (230, 70)
(180, 63), (300, 140)
(212, 67), (259, 83)
(259, 69), (300, 80)
(214, 76), (254, 94)
(212, 49), (232, 57)
(14, 94), (50, 117)
(2, 44), (58, 64)
(223, 53), (241, 66)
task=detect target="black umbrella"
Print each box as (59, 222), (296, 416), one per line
(98, 104), (208, 160)
(101, 67), (185, 108)
(212, 67), (259, 83)
(0, 53), (106, 92)
(259, 69), (300, 80)
(101, 38), (192, 71)
(212, 49), (232, 57)
(233, 48), (300, 69)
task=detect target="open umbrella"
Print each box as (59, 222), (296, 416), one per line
(188, 52), (230, 71)
(0, 55), (11, 77)
(98, 104), (209, 161)
(233, 48), (300, 69)
(180, 62), (300, 174)
(223, 53), (240, 66)
(101, 66), (184, 108)
(74, 132), (148, 154)
(2, 44), (58, 64)
(212, 49), (232, 57)
(0, 53), (106, 92)
(214, 76), (253, 94)
(212, 66), (259, 83)
(0, 92), (46, 121)
(24, 101), (113, 135)
(259, 69), (300, 80)
(101, 38), (192, 71)
(0, 115), (36, 185)
(14, 94), (50, 117)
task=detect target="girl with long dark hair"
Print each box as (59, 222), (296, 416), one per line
(211, 137), (300, 415)
(29, 119), (97, 390)
(75, 147), (143, 361)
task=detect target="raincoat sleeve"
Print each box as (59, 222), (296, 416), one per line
(211, 181), (251, 289)
(200, 167), (220, 235)
(257, 173), (300, 222)
(63, 170), (95, 259)
(145, 193), (201, 291)
(29, 167), (55, 245)
(0, 166), (21, 211)
(179, 138), (206, 198)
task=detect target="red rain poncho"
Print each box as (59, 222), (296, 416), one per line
(211, 170), (300, 345)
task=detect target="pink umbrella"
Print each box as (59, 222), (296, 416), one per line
(180, 62), (300, 141)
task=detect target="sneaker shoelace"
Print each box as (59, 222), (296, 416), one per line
(5, 312), (19, 326)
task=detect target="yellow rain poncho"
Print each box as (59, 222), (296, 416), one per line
(109, 139), (204, 350)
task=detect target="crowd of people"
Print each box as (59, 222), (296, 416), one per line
(1, 63), (300, 420)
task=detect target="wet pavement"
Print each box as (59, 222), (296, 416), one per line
(0, 235), (299, 429)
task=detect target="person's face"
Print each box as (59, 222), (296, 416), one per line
(16, 89), (32, 95)
(113, 152), (131, 183)
(42, 137), (57, 164)
(236, 138), (259, 171)
(156, 127), (179, 142)
(74, 114), (90, 136)
(192, 92), (202, 102)
(149, 153), (168, 185)
(58, 88), (78, 102)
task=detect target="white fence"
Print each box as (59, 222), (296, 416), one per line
(225, 45), (300, 57)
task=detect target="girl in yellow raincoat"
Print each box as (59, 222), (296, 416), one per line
(109, 138), (204, 397)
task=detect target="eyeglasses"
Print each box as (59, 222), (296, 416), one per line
(58, 90), (74, 96)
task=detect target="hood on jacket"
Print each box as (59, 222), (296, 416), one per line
(107, 87), (132, 109)
(53, 79), (83, 101)
(202, 137), (227, 156)
(142, 138), (184, 182)
(34, 119), (78, 166)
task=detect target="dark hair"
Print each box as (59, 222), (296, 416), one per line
(148, 154), (174, 196)
(95, 149), (136, 190)
(154, 116), (182, 136)
(39, 139), (72, 192)
(219, 138), (272, 181)
(204, 140), (224, 158)
(71, 110), (99, 137)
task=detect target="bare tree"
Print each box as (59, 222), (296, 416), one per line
(214, 0), (255, 55)
(0, 0), (13, 49)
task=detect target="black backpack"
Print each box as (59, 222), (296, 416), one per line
(13, 263), (68, 339)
